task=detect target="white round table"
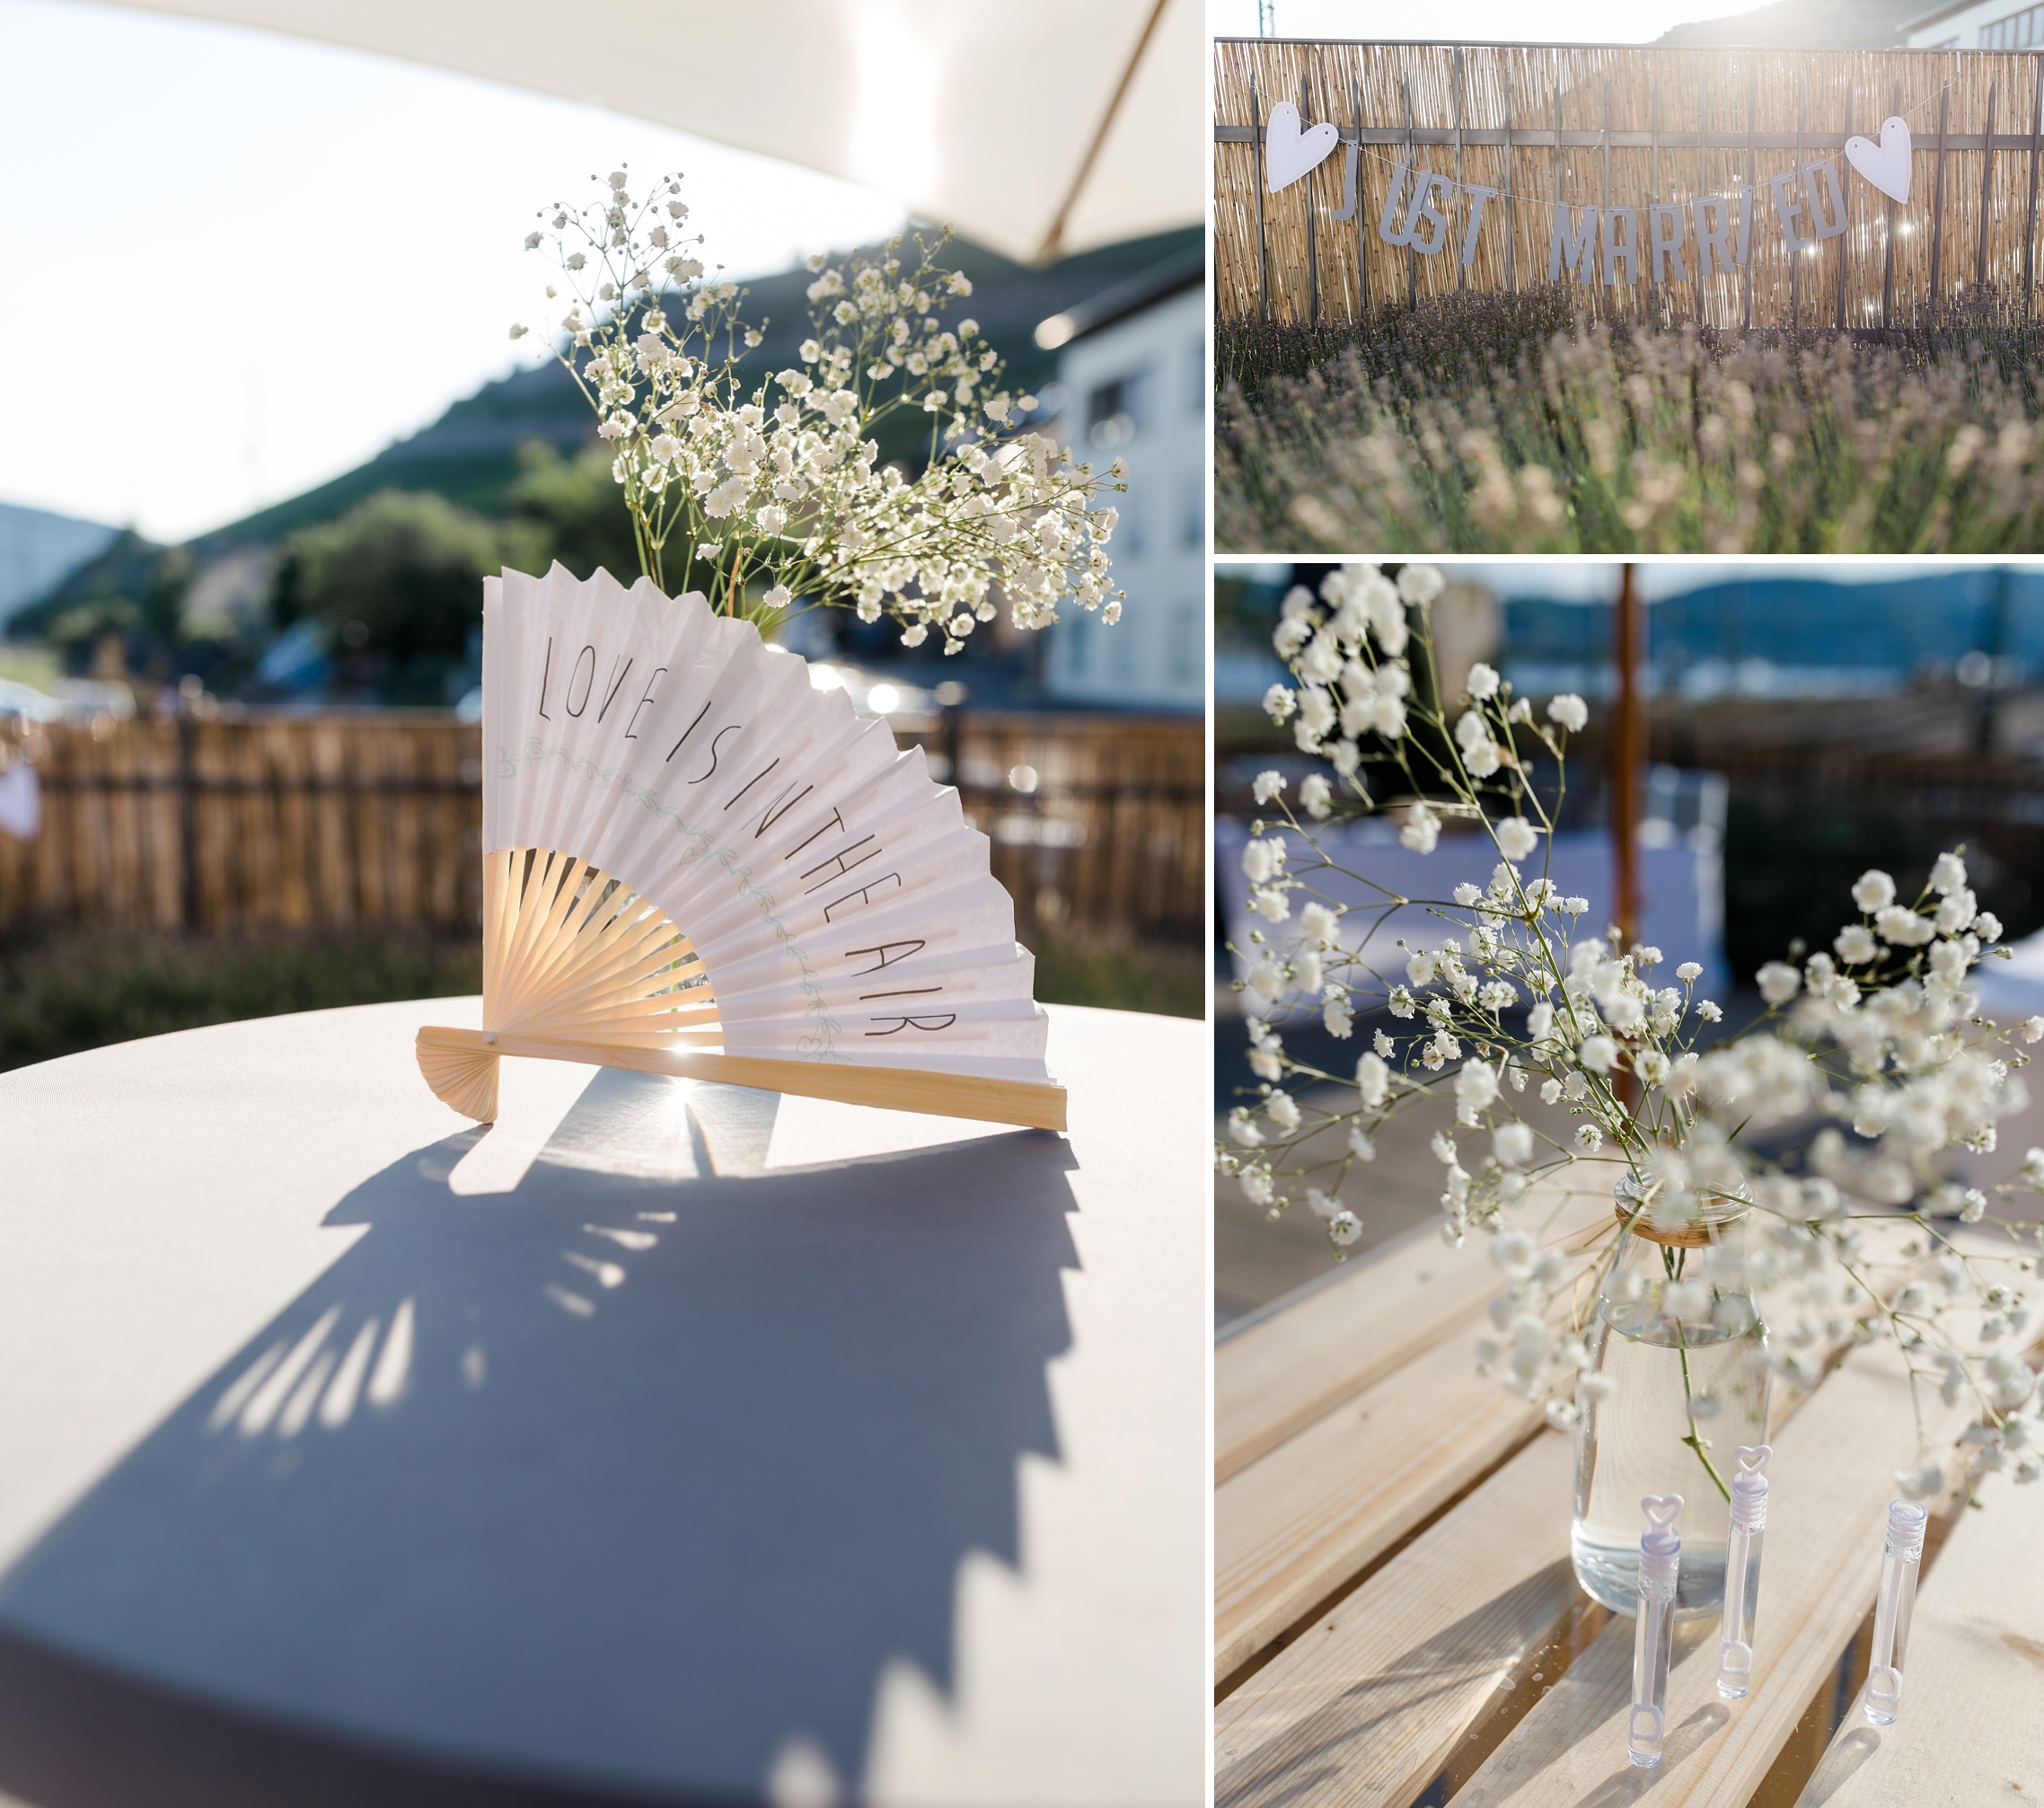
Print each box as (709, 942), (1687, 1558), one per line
(0, 1000), (1204, 1806)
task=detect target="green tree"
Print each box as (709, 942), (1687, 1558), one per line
(274, 489), (542, 694)
(507, 441), (643, 582)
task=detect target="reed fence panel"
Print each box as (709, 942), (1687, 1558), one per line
(0, 710), (1203, 946)
(1215, 40), (2044, 330)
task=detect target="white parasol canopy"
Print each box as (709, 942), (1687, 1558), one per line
(101, 0), (1202, 263)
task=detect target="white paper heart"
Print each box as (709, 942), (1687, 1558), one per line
(1264, 101), (1341, 195)
(1846, 116), (1913, 205)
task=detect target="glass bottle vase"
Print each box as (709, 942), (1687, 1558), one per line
(1572, 1207), (1772, 1618)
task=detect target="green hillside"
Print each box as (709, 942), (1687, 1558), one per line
(191, 226), (1203, 557)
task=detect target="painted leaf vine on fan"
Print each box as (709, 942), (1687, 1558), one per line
(508, 167), (1127, 648)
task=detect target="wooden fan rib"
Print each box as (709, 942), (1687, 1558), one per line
(480, 846), (718, 1045)
(497, 850), (599, 1025)
(493, 848), (567, 1020)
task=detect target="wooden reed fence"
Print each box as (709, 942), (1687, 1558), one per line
(0, 710), (1203, 945)
(1216, 40), (2044, 331)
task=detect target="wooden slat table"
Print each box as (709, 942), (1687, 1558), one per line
(1216, 1178), (2044, 1808)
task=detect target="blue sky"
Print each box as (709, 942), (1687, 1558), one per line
(0, 0), (905, 542)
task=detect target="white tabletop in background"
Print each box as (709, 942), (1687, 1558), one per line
(0, 999), (1205, 1807)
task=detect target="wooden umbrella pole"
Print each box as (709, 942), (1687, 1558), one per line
(1612, 562), (1644, 1113)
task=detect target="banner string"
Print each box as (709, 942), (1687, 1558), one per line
(1304, 73), (1960, 218)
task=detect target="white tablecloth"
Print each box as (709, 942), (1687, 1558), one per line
(0, 999), (1204, 1806)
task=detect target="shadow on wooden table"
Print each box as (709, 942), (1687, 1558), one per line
(0, 1068), (1081, 1807)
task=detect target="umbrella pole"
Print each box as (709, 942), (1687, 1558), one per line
(1613, 563), (1643, 1111)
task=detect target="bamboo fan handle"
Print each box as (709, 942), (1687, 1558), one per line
(416, 1025), (1068, 1133)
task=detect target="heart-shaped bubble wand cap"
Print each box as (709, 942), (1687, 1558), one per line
(1730, 1443), (1772, 1532)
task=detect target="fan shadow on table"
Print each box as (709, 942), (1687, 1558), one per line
(0, 1067), (1081, 1806)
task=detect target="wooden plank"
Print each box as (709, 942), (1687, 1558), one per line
(1216, 1336), (1545, 1681)
(1449, 1343), (1971, 1808)
(1216, 1432), (1579, 1808)
(1216, 1166), (1617, 1484)
(1793, 1468), (2044, 1804)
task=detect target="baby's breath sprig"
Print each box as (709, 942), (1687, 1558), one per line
(513, 168), (1126, 646)
(1217, 563), (2044, 1501)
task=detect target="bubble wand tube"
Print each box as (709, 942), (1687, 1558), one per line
(1629, 1494), (1683, 1768)
(1864, 1499), (1927, 1726)
(1715, 1444), (1772, 1700)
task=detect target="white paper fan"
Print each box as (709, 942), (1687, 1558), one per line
(415, 564), (1064, 1130)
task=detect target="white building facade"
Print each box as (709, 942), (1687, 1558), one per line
(1904, 0), (2044, 49)
(1038, 261), (1204, 712)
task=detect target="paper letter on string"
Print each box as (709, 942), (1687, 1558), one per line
(1648, 204), (1687, 282)
(1801, 161), (1848, 242)
(1379, 163), (1414, 245)
(1602, 206), (1642, 285)
(1459, 184), (1497, 265)
(1329, 142), (1360, 222)
(1550, 203), (1601, 280)
(1404, 170), (1454, 255)
(1768, 169), (1810, 252)
(1691, 194), (1739, 274)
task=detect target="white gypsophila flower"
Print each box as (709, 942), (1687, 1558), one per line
(1328, 1210), (1363, 1248)
(1325, 994), (1354, 1037)
(1467, 662), (1501, 701)
(1580, 1035), (1618, 1074)
(1978, 910), (2004, 942)
(1547, 692), (1589, 732)
(1300, 901), (1340, 948)
(1252, 771), (1285, 805)
(1400, 802), (1441, 853)
(1836, 923), (1879, 965)
(1876, 904), (1937, 947)
(1300, 773), (1332, 818)
(1494, 1122), (1534, 1167)
(1896, 1459), (1947, 1501)
(1306, 1186), (1340, 1220)
(1264, 684), (1297, 723)
(1677, 961), (1702, 983)
(1757, 961), (1802, 1005)
(1495, 816), (1538, 862)
(1348, 1126), (1377, 1160)
(1455, 1059), (1499, 1124)
(1396, 563), (1444, 606)
(1931, 852), (1968, 895)
(1266, 1090), (1301, 1131)
(1241, 836), (1286, 883)
(1357, 1052), (1390, 1107)
(532, 181), (1123, 639)
(1854, 869), (1898, 913)
(1575, 1124), (1603, 1152)
(1374, 1028), (1395, 1057)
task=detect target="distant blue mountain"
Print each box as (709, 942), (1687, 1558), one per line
(0, 503), (119, 628)
(1502, 570), (2042, 679)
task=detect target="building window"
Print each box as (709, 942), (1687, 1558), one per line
(1088, 371), (1150, 449)
(1983, 7), (2044, 49)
